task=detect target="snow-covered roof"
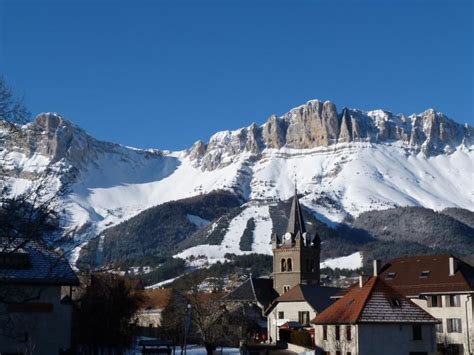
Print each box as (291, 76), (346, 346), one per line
(0, 239), (79, 286)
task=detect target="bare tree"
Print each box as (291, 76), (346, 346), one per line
(0, 77), (80, 352)
(0, 76), (30, 124)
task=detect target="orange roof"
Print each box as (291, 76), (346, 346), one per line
(140, 289), (173, 310)
(312, 277), (438, 325)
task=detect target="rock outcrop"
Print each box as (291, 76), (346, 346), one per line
(187, 99), (473, 170)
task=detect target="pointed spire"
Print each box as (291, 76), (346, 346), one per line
(286, 184), (306, 236)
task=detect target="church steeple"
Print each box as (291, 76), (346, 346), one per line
(272, 181), (321, 295)
(286, 187), (306, 237)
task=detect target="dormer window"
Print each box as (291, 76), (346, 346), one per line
(386, 272), (396, 280)
(419, 270), (430, 278)
(389, 297), (402, 308)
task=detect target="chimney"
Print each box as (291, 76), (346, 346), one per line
(373, 259), (382, 276)
(449, 256), (456, 276)
(359, 275), (363, 288)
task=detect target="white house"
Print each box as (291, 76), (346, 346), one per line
(379, 254), (474, 355)
(0, 239), (79, 355)
(265, 283), (340, 343)
(312, 275), (439, 355)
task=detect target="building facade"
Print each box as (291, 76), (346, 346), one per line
(380, 255), (474, 355)
(265, 284), (340, 343)
(312, 276), (439, 355)
(0, 239), (79, 355)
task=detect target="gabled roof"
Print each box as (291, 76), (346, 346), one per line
(0, 239), (79, 286)
(265, 283), (341, 315)
(225, 277), (278, 309)
(379, 254), (474, 296)
(312, 277), (439, 325)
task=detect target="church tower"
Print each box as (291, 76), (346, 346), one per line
(272, 188), (321, 295)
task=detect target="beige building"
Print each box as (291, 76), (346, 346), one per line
(135, 288), (174, 328)
(265, 283), (340, 343)
(312, 275), (439, 355)
(380, 255), (474, 355)
(0, 239), (79, 355)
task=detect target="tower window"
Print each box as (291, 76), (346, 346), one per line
(283, 285), (290, 293)
(310, 259), (315, 272)
(287, 258), (292, 272)
(281, 259), (287, 272)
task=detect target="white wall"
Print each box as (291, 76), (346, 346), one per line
(136, 308), (163, 328)
(411, 293), (473, 353)
(314, 323), (437, 355)
(267, 301), (316, 343)
(0, 285), (73, 355)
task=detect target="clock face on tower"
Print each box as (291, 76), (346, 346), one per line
(284, 232), (292, 241)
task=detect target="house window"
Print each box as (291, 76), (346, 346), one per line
(335, 325), (340, 341)
(389, 297), (402, 308)
(278, 311), (284, 319)
(287, 258), (292, 272)
(427, 295), (442, 307)
(446, 295), (461, 307)
(413, 325), (422, 340)
(419, 270), (430, 278)
(435, 320), (443, 333)
(323, 325), (328, 340)
(447, 318), (462, 333)
(346, 325), (352, 340)
(298, 311), (310, 326)
(281, 259), (287, 272)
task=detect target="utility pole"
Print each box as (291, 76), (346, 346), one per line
(184, 303), (191, 355)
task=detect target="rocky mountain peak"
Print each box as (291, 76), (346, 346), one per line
(186, 99), (473, 171)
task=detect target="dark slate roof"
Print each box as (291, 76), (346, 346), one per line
(312, 277), (439, 325)
(225, 277), (278, 309)
(0, 239), (79, 286)
(265, 283), (341, 314)
(287, 189), (306, 236)
(379, 254), (474, 296)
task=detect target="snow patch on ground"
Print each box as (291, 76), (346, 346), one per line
(186, 214), (211, 228)
(175, 204), (273, 265)
(320, 252), (363, 270)
(145, 275), (183, 289)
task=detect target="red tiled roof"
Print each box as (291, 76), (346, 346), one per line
(379, 254), (474, 296)
(312, 277), (439, 325)
(140, 289), (173, 310)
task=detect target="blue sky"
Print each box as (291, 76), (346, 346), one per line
(1, 0), (472, 150)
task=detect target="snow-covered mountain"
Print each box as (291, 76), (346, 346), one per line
(1, 99), (473, 266)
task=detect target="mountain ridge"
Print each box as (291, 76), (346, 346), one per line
(1, 98), (473, 266)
